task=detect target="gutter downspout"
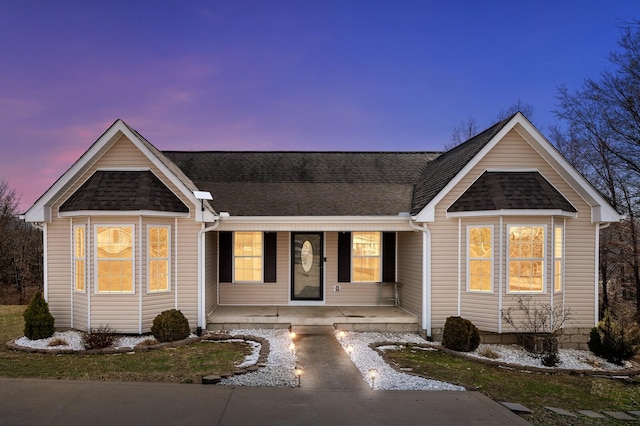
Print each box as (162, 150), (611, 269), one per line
(409, 218), (431, 338)
(197, 219), (220, 332)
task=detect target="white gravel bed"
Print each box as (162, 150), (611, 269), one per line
(336, 331), (465, 391)
(467, 343), (632, 371)
(13, 331), (153, 351)
(218, 329), (298, 387)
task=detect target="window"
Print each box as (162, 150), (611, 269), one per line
(148, 226), (170, 292)
(467, 226), (493, 292)
(352, 232), (381, 282)
(234, 231), (263, 282)
(508, 225), (545, 293)
(96, 225), (134, 293)
(73, 225), (86, 292)
(554, 225), (564, 292)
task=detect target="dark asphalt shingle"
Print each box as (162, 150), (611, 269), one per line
(60, 171), (188, 213)
(447, 171), (577, 213)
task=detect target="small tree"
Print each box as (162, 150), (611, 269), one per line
(23, 290), (55, 340)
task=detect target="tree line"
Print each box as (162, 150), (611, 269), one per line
(0, 180), (42, 304)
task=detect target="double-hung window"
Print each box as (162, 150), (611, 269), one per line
(148, 226), (170, 292)
(234, 231), (263, 282)
(467, 226), (493, 292)
(73, 225), (86, 292)
(508, 225), (545, 293)
(352, 232), (381, 282)
(96, 225), (134, 293)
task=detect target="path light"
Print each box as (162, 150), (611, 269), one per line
(289, 342), (296, 354)
(290, 331), (297, 339)
(368, 368), (378, 390)
(346, 345), (354, 357)
(294, 366), (304, 387)
(338, 330), (345, 341)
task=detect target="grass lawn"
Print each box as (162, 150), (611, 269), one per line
(384, 346), (640, 425)
(0, 305), (251, 384)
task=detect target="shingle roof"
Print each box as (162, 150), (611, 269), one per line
(162, 151), (439, 216)
(447, 171), (577, 213)
(410, 114), (515, 215)
(60, 171), (189, 213)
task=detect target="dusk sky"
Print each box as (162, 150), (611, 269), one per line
(1, 1), (638, 211)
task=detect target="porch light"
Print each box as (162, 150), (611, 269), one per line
(368, 368), (378, 389)
(294, 366), (304, 387)
(346, 345), (354, 357)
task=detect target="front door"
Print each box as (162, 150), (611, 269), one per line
(291, 233), (323, 301)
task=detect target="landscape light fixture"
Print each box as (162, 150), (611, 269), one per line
(290, 331), (297, 339)
(289, 342), (296, 354)
(338, 330), (345, 341)
(346, 345), (354, 357)
(368, 368), (378, 389)
(193, 190), (213, 212)
(294, 366), (304, 387)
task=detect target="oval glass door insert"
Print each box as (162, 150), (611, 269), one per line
(301, 240), (313, 272)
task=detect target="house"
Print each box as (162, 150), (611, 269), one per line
(22, 113), (622, 346)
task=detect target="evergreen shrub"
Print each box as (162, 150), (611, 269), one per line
(442, 316), (480, 352)
(23, 290), (55, 340)
(151, 309), (190, 342)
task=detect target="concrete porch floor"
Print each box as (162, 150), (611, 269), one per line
(207, 306), (420, 333)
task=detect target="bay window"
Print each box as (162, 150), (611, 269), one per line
(96, 225), (134, 293)
(73, 225), (86, 292)
(508, 225), (545, 293)
(148, 226), (170, 292)
(467, 226), (493, 292)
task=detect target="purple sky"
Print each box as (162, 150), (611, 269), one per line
(1, 1), (637, 211)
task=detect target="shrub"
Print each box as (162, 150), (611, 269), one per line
(588, 310), (640, 365)
(23, 290), (55, 340)
(82, 325), (119, 350)
(540, 337), (560, 367)
(151, 309), (190, 343)
(442, 316), (480, 352)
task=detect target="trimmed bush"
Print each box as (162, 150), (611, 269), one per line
(82, 325), (118, 350)
(442, 316), (480, 352)
(23, 290), (55, 340)
(588, 310), (640, 365)
(151, 309), (190, 343)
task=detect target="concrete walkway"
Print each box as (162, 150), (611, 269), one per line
(0, 378), (530, 425)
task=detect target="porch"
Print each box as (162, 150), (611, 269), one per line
(206, 306), (421, 333)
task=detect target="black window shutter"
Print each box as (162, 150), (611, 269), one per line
(219, 232), (232, 283)
(338, 232), (351, 283)
(382, 232), (396, 282)
(264, 232), (277, 283)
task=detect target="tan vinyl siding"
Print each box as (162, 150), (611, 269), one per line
(46, 220), (72, 328)
(205, 231), (218, 315)
(44, 134), (200, 333)
(430, 129), (597, 332)
(397, 231), (422, 319)
(219, 232), (289, 304)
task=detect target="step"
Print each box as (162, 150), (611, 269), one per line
(290, 325), (336, 335)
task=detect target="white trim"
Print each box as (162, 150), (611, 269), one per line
(138, 216), (143, 334)
(594, 224), (600, 326)
(174, 218), (178, 310)
(93, 223), (136, 295)
(216, 216), (413, 232)
(457, 219), (461, 315)
(498, 216), (503, 333)
(60, 210), (190, 218)
(466, 224), (495, 294)
(87, 217), (91, 330)
(197, 221), (220, 329)
(146, 224), (172, 293)
(70, 219), (74, 328)
(287, 300), (326, 306)
(447, 209), (577, 219)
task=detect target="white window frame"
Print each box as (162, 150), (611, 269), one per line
(466, 225), (494, 293)
(352, 231), (382, 283)
(94, 224), (135, 294)
(553, 224), (564, 293)
(147, 225), (171, 293)
(507, 224), (547, 294)
(233, 231), (264, 283)
(73, 224), (86, 293)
